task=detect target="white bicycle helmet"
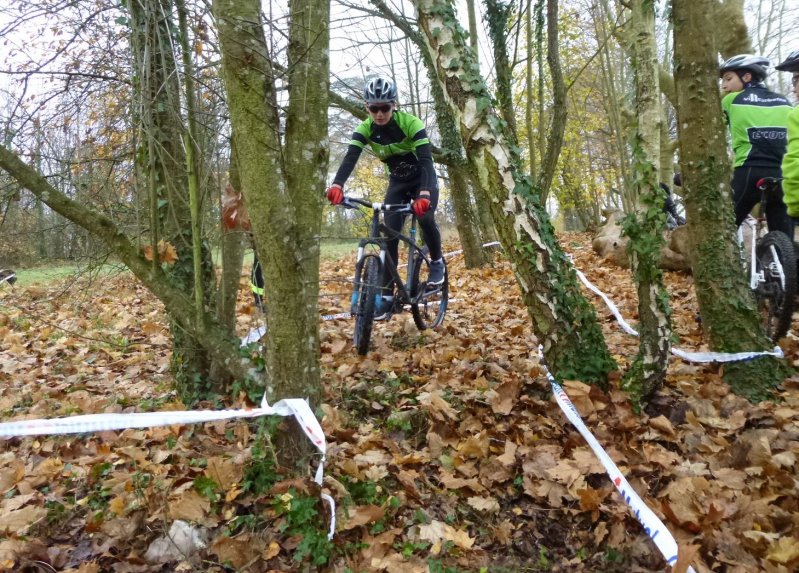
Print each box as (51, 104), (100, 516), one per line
(719, 54), (770, 83)
(364, 77), (397, 103)
(775, 49), (799, 72)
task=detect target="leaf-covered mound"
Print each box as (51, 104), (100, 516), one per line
(0, 232), (797, 572)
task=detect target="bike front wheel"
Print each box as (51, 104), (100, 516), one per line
(754, 231), (797, 341)
(353, 254), (381, 355)
(410, 249), (448, 330)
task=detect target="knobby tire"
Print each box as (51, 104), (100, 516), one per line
(354, 254), (381, 355)
(410, 248), (448, 330)
(755, 231), (797, 341)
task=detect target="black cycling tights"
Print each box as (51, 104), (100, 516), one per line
(382, 176), (442, 292)
(732, 166), (793, 237)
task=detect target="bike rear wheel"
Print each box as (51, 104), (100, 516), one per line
(410, 249), (448, 330)
(353, 254), (381, 355)
(754, 231), (797, 341)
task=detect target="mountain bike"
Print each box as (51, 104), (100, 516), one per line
(338, 196), (448, 355)
(738, 178), (797, 341)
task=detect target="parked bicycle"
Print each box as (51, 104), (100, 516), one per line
(337, 196), (448, 355)
(738, 178), (797, 340)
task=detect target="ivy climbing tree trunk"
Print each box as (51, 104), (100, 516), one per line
(411, 0), (615, 384)
(621, 0), (672, 405)
(672, 0), (785, 401)
(213, 0), (328, 471)
(485, 0), (517, 142)
(128, 0), (216, 401)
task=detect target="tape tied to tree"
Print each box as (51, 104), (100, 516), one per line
(0, 394), (336, 540)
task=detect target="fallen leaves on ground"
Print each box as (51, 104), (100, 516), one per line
(0, 232), (797, 572)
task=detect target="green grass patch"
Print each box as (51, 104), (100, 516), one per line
(10, 241), (357, 289)
(11, 263), (119, 287)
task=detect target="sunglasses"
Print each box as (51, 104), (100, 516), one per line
(368, 104), (393, 113)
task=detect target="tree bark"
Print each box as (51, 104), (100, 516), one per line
(447, 163), (486, 268)
(485, 0), (518, 141)
(412, 0), (615, 384)
(672, 0), (785, 401)
(213, 0), (328, 469)
(128, 0), (216, 400)
(621, 0), (672, 404)
(713, 0), (752, 57)
(536, 0), (568, 204)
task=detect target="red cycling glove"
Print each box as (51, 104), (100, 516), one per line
(326, 186), (344, 205)
(412, 197), (431, 217)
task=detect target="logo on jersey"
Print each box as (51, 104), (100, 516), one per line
(738, 92), (790, 106)
(748, 127), (787, 142)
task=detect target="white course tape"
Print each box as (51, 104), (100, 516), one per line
(0, 394), (336, 540)
(443, 241), (501, 259)
(0, 272), (15, 285)
(574, 268), (784, 362)
(241, 326), (268, 345)
(538, 347), (695, 572)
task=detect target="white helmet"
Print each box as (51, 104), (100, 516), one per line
(364, 77), (397, 104)
(719, 54), (770, 83)
(775, 49), (799, 72)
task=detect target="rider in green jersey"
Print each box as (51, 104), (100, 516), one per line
(720, 54), (793, 236)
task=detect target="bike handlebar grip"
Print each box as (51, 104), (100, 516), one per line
(756, 177), (782, 191)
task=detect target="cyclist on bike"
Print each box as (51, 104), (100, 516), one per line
(326, 76), (444, 320)
(660, 182), (685, 229)
(720, 54), (793, 236)
(775, 49), (799, 224)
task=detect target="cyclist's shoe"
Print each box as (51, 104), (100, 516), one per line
(428, 259), (445, 286)
(374, 297), (394, 321)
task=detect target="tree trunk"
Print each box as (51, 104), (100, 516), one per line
(713, 0), (752, 57)
(621, 0), (671, 405)
(447, 164), (486, 268)
(485, 0), (518, 142)
(525, 0), (538, 180)
(537, 0), (568, 205)
(672, 0), (785, 401)
(216, 142), (245, 337)
(128, 0), (216, 401)
(412, 0), (615, 384)
(213, 0), (328, 471)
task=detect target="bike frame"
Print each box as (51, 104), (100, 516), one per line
(346, 197), (430, 307)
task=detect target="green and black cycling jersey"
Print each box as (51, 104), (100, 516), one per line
(332, 110), (436, 191)
(721, 86), (792, 168)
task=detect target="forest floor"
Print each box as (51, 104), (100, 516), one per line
(0, 232), (798, 573)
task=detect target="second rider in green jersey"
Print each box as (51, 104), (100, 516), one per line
(720, 54), (793, 236)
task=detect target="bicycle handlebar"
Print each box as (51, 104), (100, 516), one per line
(341, 196), (413, 213)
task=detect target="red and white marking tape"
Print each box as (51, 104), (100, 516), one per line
(539, 347), (695, 572)
(0, 394), (336, 539)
